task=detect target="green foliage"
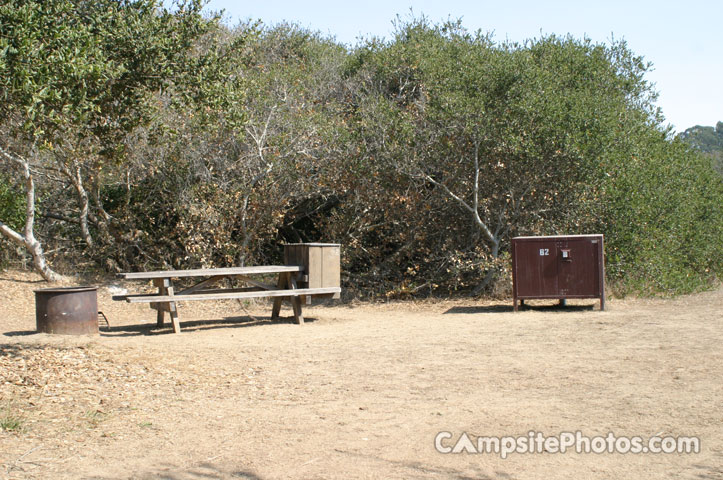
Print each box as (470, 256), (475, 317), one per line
(602, 120), (723, 293)
(0, 177), (23, 267)
(338, 18), (717, 295)
(597, 135), (722, 294)
(0, 0), (242, 272)
(0, 175), (24, 232)
(0, 0), (216, 148)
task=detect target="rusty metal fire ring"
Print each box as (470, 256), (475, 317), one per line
(35, 286), (99, 335)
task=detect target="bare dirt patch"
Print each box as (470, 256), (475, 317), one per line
(1, 270), (722, 479)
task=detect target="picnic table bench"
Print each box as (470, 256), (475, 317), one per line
(113, 244), (342, 333)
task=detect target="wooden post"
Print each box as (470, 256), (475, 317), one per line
(168, 299), (180, 334)
(153, 278), (166, 327)
(271, 272), (287, 319)
(164, 278), (181, 334)
(287, 274), (304, 325)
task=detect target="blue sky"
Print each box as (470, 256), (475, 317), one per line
(198, 0), (722, 133)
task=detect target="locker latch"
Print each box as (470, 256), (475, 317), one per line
(561, 249), (572, 261)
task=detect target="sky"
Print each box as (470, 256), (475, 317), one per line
(197, 0), (722, 134)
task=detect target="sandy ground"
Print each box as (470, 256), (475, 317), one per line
(1, 269), (722, 479)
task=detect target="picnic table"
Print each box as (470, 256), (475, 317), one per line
(114, 265), (341, 333)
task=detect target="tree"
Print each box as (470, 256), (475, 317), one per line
(344, 18), (664, 293)
(678, 121), (723, 177)
(0, 0), (218, 279)
(678, 122), (723, 153)
(0, 147), (62, 280)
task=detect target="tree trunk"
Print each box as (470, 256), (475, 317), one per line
(473, 237), (500, 296)
(74, 166), (93, 247)
(88, 168), (112, 244)
(57, 159), (93, 247)
(0, 146), (63, 282)
(237, 112), (276, 267)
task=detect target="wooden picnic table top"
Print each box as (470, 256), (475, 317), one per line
(118, 265), (303, 280)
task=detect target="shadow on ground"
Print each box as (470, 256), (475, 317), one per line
(3, 315), (317, 338)
(85, 456), (513, 480)
(98, 315), (316, 337)
(3, 330), (40, 337)
(85, 462), (264, 480)
(444, 303), (595, 314)
(327, 449), (507, 480)
(0, 275), (46, 284)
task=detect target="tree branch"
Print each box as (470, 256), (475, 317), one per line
(0, 221), (25, 246)
(422, 171), (497, 246)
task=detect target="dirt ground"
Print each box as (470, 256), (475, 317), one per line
(1, 269), (722, 479)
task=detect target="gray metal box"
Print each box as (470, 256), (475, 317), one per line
(284, 243), (341, 303)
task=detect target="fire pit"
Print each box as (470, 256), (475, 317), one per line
(35, 286), (98, 335)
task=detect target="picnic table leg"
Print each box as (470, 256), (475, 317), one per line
(168, 301), (180, 334)
(271, 272), (287, 319)
(164, 278), (181, 334)
(287, 274), (304, 325)
(153, 278), (166, 327)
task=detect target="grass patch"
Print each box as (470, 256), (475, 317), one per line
(1, 407), (26, 433)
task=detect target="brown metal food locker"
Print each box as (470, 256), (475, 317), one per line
(511, 234), (605, 311)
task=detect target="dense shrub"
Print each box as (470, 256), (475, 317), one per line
(1, 7), (720, 296)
